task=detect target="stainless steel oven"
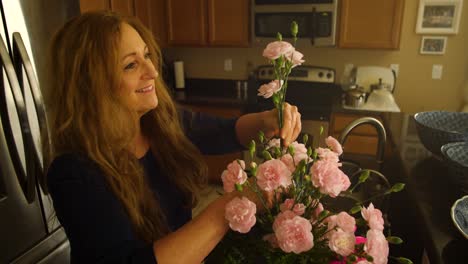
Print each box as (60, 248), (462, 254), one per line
(252, 0), (338, 46)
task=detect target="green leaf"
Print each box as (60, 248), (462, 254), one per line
(319, 126), (324, 135)
(387, 236), (404, 244)
(349, 205), (362, 214)
(358, 170), (370, 183)
(396, 257), (414, 264)
(390, 183), (405, 193)
(235, 184), (243, 192)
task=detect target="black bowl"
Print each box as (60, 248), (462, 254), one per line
(441, 142), (468, 195)
(414, 111), (468, 157)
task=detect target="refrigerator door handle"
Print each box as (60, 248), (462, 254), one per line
(12, 32), (51, 194)
(0, 35), (36, 203)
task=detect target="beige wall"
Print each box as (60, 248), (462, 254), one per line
(163, 1), (468, 114)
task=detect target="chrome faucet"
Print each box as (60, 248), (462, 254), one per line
(338, 117), (387, 166)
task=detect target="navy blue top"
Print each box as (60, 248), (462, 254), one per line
(47, 110), (243, 263)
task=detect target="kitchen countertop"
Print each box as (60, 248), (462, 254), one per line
(173, 80), (467, 263)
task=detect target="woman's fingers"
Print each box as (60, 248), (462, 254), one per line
(281, 103), (301, 146)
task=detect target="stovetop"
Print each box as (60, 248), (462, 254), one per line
(248, 65), (340, 121)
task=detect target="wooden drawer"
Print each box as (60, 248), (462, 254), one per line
(332, 113), (382, 136)
(332, 133), (378, 156)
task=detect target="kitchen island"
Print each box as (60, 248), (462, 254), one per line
(171, 80), (467, 264)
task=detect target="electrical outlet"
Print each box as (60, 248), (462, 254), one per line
(432, 64), (443, 79)
(390, 64), (399, 77)
(224, 59), (232, 72)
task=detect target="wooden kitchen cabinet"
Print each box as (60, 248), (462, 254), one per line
(330, 113), (382, 156)
(338, 0), (405, 49)
(79, 0), (168, 47)
(167, 0), (249, 47)
(180, 104), (243, 182)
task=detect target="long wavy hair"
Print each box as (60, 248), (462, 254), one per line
(46, 11), (207, 242)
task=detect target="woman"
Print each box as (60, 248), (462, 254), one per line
(46, 11), (301, 263)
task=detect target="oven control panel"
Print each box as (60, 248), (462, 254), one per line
(256, 65), (335, 83)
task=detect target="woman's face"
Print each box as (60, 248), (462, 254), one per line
(118, 23), (158, 116)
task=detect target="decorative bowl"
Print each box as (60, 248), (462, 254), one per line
(451, 195), (468, 239)
(414, 111), (468, 157)
(441, 142), (468, 194)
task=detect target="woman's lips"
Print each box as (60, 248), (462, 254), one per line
(135, 85), (153, 93)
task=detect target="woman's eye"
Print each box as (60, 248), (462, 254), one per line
(124, 62), (136, 70)
(144, 52), (151, 59)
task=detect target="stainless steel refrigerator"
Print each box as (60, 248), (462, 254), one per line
(0, 0), (80, 263)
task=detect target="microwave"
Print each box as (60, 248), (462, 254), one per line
(252, 0), (338, 46)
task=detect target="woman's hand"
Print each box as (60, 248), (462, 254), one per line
(235, 103), (302, 148)
(262, 103), (302, 146)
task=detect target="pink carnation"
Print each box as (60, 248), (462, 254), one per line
(361, 203), (385, 231)
(335, 212), (356, 233)
(290, 141), (310, 163)
(256, 159), (292, 191)
(328, 229), (356, 257)
(273, 210), (296, 231)
(293, 203), (306, 216)
(262, 41), (294, 60)
(365, 229), (389, 264)
(356, 236), (367, 244)
(275, 215), (314, 254)
(280, 154), (296, 173)
(225, 197), (256, 233)
(316, 147), (340, 163)
(356, 261), (372, 264)
(267, 138), (281, 149)
(258, 80), (282, 99)
(289, 50), (305, 67)
(279, 198), (295, 212)
(310, 202), (324, 223)
(311, 160), (351, 197)
(221, 160), (247, 193)
(325, 136), (343, 155)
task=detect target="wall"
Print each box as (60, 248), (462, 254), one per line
(162, 1), (468, 114)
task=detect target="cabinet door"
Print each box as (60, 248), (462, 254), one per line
(110, 0), (135, 16)
(167, 0), (207, 46)
(207, 0), (249, 46)
(338, 0), (405, 49)
(80, 0), (110, 12)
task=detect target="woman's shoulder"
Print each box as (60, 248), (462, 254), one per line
(47, 153), (102, 186)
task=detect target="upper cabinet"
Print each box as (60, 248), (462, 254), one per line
(338, 0), (405, 49)
(167, 0), (250, 47)
(80, 0), (167, 47)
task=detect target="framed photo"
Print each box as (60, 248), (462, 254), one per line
(420, 36), (447, 54)
(416, 0), (463, 34)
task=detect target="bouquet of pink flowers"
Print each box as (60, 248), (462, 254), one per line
(208, 22), (412, 264)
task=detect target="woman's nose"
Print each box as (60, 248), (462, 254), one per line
(142, 61), (158, 79)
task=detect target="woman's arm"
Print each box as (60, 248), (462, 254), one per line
(153, 192), (235, 264)
(235, 103), (302, 147)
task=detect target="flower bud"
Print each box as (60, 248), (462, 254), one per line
(250, 162), (257, 169)
(258, 131), (265, 143)
(276, 32), (282, 41)
(290, 21), (298, 38)
(302, 134), (309, 145)
(262, 150), (273, 160)
(248, 140), (256, 159)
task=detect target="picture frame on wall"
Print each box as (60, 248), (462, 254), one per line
(416, 0), (463, 34)
(420, 36), (447, 54)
